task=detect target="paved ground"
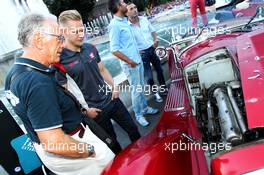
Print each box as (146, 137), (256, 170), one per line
(113, 94), (167, 149)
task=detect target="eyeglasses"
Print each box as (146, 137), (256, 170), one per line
(42, 32), (65, 43)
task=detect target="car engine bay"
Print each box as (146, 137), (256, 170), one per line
(183, 48), (264, 154)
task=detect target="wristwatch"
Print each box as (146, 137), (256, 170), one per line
(87, 144), (95, 157)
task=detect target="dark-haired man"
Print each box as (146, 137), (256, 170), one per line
(108, 0), (159, 127)
(126, 3), (168, 103)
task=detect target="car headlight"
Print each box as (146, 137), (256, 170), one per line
(155, 47), (167, 58)
(243, 168), (264, 175)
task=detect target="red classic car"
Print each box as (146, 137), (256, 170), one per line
(102, 8), (264, 175)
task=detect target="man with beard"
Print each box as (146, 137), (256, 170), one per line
(126, 3), (168, 103)
(108, 0), (159, 127)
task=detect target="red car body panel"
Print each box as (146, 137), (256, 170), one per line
(180, 33), (241, 67)
(211, 142), (264, 175)
(102, 115), (207, 175)
(236, 29), (264, 128)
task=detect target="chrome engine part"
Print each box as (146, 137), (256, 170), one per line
(213, 88), (242, 145)
(183, 49), (249, 152)
(207, 101), (216, 137)
(227, 86), (247, 134)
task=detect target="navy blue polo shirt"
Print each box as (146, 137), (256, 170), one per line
(55, 43), (112, 109)
(5, 58), (82, 143)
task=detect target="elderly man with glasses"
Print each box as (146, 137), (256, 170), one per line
(5, 13), (114, 175)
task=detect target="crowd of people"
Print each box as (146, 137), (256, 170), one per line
(147, 0), (188, 16)
(4, 0), (171, 174)
(148, 0), (208, 27)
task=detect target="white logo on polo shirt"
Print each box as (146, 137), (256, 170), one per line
(89, 52), (94, 59)
(5, 90), (20, 107)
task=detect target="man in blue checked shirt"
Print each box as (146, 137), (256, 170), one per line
(108, 0), (159, 127)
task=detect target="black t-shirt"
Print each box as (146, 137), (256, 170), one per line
(55, 43), (112, 109)
(5, 58), (82, 143)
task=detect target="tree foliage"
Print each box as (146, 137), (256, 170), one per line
(133, 0), (171, 13)
(132, 0), (148, 12)
(148, 0), (157, 8)
(43, 0), (95, 23)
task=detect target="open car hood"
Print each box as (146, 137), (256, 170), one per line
(237, 29), (264, 129)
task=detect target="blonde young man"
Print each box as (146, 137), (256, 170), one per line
(5, 13), (114, 175)
(55, 10), (141, 154)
